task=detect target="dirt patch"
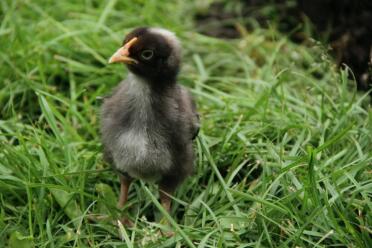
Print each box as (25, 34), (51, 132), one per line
(195, 0), (372, 93)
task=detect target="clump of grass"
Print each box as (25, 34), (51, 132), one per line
(0, 0), (371, 247)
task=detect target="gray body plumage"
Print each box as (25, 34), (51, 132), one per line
(101, 73), (199, 188)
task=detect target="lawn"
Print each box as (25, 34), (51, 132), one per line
(0, 0), (371, 247)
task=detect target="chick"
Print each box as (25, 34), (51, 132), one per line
(101, 27), (199, 225)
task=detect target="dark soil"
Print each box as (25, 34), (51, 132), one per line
(195, 0), (372, 93)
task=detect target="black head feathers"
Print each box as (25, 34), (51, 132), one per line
(109, 27), (182, 84)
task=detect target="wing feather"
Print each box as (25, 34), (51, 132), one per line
(179, 86), (200, 140)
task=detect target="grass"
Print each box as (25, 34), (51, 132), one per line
(0, 0), (371, 247)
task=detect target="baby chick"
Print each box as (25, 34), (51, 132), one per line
(101, 27), (199, 225)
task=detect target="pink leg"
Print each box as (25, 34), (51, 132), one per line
(159, 188), (172, 213)
(159, 187), (175, 237)
(118, 175), (131, 208)
(117, 175), (133, 227)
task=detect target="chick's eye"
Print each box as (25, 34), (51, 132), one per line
(141, 50), (154, 60)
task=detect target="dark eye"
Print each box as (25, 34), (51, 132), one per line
(141, 50), (154, 60)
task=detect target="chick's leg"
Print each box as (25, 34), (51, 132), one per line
(118, 174), (133, 227)
(159, 187), (173, 214)
(159, 185), (176, 237)
(118, 174), (131, 208)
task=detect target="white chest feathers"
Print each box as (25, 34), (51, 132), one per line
(111, 74), (172, 181)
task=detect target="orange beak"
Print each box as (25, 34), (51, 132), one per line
(108, 37), (138, 64)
